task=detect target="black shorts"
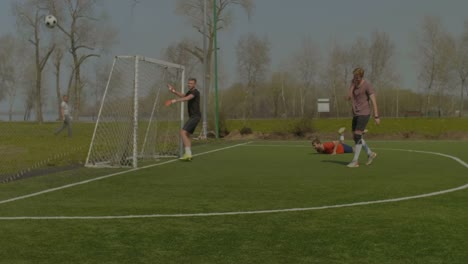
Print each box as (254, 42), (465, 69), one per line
(352, 115), (370, 132)
(183, 116), (201, 134)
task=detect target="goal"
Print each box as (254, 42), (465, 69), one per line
(85, 56), (185, 168)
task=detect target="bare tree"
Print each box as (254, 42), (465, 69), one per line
(175, 0), (254, 95)
(347, 37), (369, 75)
(290, 37), (320, 117)
(90, 61), (110, 120)
(416, 16), (453, 116)
(21, 62), (37, 121)
(236, 33), (270, 119)
(323, 39), (367, 118)
(268, 71), (295, 118)
(269, 72), (283, 118)
(0, 35), (15, 100)
(162, 39), (201, 82)
(367, 31), (397, 116)
(0, 34), (17, 121)
(218, 82), (246, 119)
(323, 43), (348, 117)
(435, 33), (455, 116)
(47, 0), (116, 120)
(453, 20), (468, 117)
(329, 37), (369, 116)
(13, 0), (56, 123)
(52, 46), (64, 120)
(368, 31), (395, 86)
(322, 34), (394, 118)
(267, 72), (283, 118)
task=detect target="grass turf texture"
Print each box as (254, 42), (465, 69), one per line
(0, 121), (180, 178)
(1, 118), (467, 181)
(0, 122), (94, 176)
(0, 141), (467, 263)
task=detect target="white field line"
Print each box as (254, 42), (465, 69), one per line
(246, 140), (468, 144)
(0, 142), (252, 206)
(243, 144), (310, 147)
(0, 147), (467, 220)
(374, 148), (468, 169)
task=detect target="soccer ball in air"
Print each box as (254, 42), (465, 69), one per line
(45, 15), (57, 28)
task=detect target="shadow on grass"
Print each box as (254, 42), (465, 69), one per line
(0, 164), (84, 184)
(321, 160), (349, 165)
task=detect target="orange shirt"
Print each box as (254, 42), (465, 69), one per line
(322, 142), (344, 154)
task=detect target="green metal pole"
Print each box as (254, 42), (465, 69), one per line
(213, 0), (220, 139)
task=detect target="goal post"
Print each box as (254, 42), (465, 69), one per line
(85, 56), (185, 168)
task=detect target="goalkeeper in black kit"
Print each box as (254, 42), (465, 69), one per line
(166, 78), (201, 161)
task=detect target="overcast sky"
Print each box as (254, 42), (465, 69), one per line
(1, 0), (468, 108)
(102, 0), (468, 90)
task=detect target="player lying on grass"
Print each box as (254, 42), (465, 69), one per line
(312, 127), (377, 165)
(312, 127), (354, 155)
(312, 127), (374, 156)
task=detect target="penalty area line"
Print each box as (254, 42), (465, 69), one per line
(0, 142), (252, 206)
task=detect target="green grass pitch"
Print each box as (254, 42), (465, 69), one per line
(0, 140), (467, 263)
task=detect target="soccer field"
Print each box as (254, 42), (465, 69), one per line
(0, 140), (467, 263)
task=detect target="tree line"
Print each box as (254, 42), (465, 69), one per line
(163, 1), (468, 120)
(0, 0), (467, 123)
(224, 18), (468, 119)
(0, 0), (115, 122)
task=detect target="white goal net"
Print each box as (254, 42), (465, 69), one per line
(85, 56), (185, 168)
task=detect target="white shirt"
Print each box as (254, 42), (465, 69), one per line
(61, 101), (70, 116)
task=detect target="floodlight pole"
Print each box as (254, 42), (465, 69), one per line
(396, 86), (399, 118)
(201, 0), (208, 139)
(213, 0), (220, 139)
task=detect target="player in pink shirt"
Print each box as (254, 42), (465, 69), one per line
(347, 68), (380, 168)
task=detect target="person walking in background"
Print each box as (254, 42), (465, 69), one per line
(55, 95), (72, 137)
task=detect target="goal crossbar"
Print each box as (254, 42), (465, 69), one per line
(116, 56), (185, 71)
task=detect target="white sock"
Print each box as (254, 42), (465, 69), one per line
(361, 139), (372, 156)
(339, 135), (344, 141)
(185, 147), (192, 156)
(352, 144), (362, 162)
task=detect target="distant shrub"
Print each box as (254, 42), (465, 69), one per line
(240, 127), (253, 135)
(208, 109), (229, 137)
(290, 118), (315, 137)
(401, 130), (415, 139)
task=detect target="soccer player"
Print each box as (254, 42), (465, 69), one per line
(166, 78), (201, 161)
(312, 128), (371, 155)
(54, 95), (72, 137)
(347, 68), (379, 168)
(312, 127), (355, 155)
